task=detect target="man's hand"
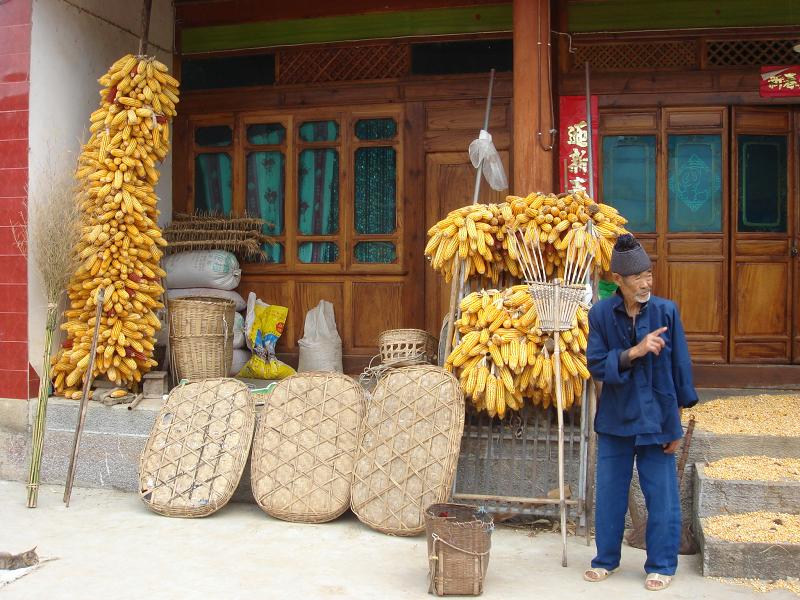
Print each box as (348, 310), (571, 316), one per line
(630, 326), (667, 360)
(662, 439), (681, 454)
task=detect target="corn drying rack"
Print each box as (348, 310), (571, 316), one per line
(440, 77), (598, 569)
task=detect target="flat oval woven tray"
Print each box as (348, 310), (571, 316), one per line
(351, 365), (465, 536)
(250, 372), (366, 523)
(138, 378), (255, 517)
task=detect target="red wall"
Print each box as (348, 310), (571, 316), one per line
(0, 0), (31, 399)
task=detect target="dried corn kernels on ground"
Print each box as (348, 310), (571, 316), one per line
(682, 394), (800, 437)
(424, 191), (628, 284)
(702, 511), (800, 545)
(445, 286), (590, 418)
(703, 456), (800, 482)
(51, 54), (179, 397)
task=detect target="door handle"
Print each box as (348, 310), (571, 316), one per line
(792, 247), (799, 257)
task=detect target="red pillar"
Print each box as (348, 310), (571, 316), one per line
(0, 0), (32, 399)
(513, 0), (556, 195)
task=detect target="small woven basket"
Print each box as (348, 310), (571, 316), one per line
(425, 503), (494, 596)
(168, 297), (235, 381)
(378, 329), (438, 366)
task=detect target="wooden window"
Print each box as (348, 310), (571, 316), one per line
(667, 134), (723, 233)
(187, 106), (403, 274)
(737, 134), (788, 233)
(601, 135), (657, 232)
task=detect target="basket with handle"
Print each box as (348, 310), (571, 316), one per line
(168, 296), (235, 381)
(425, 503), (494, 596)
(378, 328), (438, 367)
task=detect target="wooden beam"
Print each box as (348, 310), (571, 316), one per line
(513, 0), (555, 194)
(181, 4), (512, 54)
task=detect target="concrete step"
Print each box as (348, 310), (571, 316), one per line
(694, 463), (800, 522)
(697, 517), (800, 579)
(11, 397), (258, 502)
(628, 429), (800, 533)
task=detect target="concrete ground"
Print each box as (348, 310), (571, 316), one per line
(1, 481), (792, 600)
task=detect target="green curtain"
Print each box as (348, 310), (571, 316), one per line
(298, 146), (339, 263)
(194, 153), (232, 214)
(246, 151), (285, 263)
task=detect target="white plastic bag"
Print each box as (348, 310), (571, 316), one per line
(233, 312), (246, 349)
(163, 250), (241, 290)
(230, 348), (251, 376)
(165, 288), (247, 311)
(297, 300), (343, 373)
(468, 129), (508, 191)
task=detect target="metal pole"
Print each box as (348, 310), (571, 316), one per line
(471, 68), (496, 205)
(63, 288), (105, 507)
(445, 69), (497, 361)
(585, 62), (595, 199)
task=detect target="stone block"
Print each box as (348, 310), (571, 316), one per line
(694, 463), (800, 520)
(698, 519), (800, 580)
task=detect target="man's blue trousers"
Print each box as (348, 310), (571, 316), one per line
(591, 433), (681, 575)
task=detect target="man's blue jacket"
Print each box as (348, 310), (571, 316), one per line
(587, 294), (699, 445)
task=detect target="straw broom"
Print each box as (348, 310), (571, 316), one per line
(14, 173), (81, 508)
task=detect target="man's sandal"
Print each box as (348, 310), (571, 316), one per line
(583, 567), (617, 582)
(645, 573), (673, 591)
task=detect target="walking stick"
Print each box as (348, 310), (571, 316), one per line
(63, 288), (105, 507)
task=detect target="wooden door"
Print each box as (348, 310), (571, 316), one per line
(661, 108), (729, 363)
(730, 107), (795, 363)
(424, 151), (509, 337)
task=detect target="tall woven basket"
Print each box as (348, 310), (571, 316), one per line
(168, 297), (235, 381)
(378, 329), (438, 366)
(425, 503), (493, 596)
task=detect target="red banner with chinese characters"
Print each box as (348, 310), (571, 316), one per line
(559, 95), (600, 198)
(760, 66), (800, 97)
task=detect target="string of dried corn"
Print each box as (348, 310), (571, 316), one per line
(50, 54), (179, 397)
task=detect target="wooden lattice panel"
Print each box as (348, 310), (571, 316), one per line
(706, 39), (799, 67)
(572, 41), (697, 71)
(277, 44), (409, 84)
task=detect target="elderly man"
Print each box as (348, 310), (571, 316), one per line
(584, 234), (698, 592)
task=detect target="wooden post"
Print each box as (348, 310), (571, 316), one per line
(513, 0), (556, 194)
(138, 0), (154, 55)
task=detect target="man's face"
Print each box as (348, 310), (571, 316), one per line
(613, 270), (653, 304)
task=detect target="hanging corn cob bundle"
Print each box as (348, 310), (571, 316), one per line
(444, 286), (590, 418)
(425, 191), (628, 282)
(50, 54), (180, 398)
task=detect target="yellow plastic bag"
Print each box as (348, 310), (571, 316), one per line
(238, 293), (295, 380)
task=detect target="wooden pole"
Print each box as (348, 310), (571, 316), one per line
(585, 62), (595, 199)
(63, 289), (105, 507)
(513, 0), (555, 193)
(138, 0), (153, 55)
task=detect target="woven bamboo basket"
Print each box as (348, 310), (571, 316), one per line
(168, 297), (235, 381)
(138, 378), (256, 517)
(378, 329), (438, 366)
(351, 365), (465, 536)
(251, 372), (366, 523)
(425, 503), (494, 596)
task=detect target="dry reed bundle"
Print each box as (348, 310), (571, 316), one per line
(163, 212), (275, 262)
